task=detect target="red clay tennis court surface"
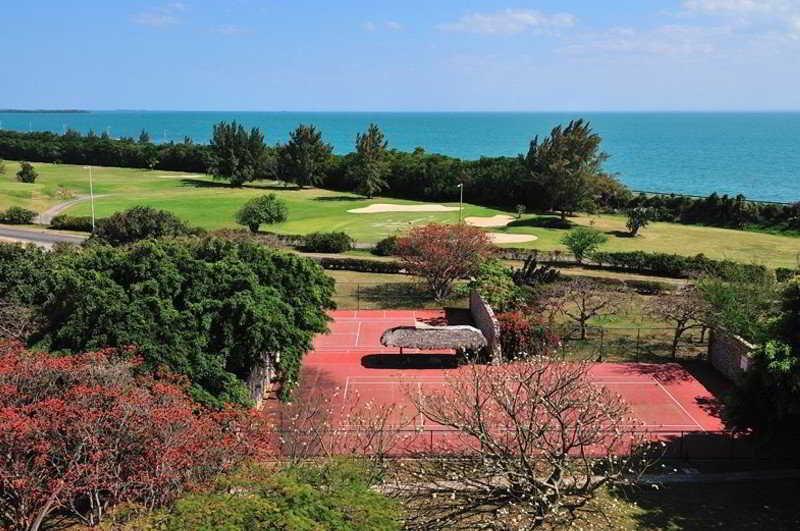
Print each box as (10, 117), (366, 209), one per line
(300, 310), (725, 433)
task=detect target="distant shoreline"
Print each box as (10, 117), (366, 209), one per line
(0, 109), (89, 114)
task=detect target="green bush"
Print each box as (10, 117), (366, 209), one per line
(133, 460), (401, 531)
(16, 161), (38, 183)
(49, 214), (96, 232)
(561, 227), (607, 264)
(592, 251), (767, 281)
(0, 206), (37, 224)
(776, 267), (799, 283)
(302, 231), (353, 253)
(314, 256), (405, 274)
(235, 193), (288, 232)
(372, 235), (398, 256)
(91, 206), (199, 246)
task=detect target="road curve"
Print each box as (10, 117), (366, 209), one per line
(0, 225), (87, 247)
(34, 194), (110, 225)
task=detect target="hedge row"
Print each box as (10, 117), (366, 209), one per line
(312, 256), (406, 274)
(0, 206), (37, 224)
(591, 251), (767, 280)
(49, 214), (97, 232)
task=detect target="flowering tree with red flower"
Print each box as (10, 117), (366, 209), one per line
(0, 341), (265, 531)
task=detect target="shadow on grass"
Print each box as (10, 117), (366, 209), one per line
(608, 480), (800, 530)
(361, 353), (460, 370)
(314, 195), (363, 202)
(178, 178), (291, 191)
(507, 215), (573, 230)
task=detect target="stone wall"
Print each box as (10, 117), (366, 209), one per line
(708, 329), (755, 383)
(470, 291), (501, 363)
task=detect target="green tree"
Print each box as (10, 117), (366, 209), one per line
(91, 206), (196, 245)
(525, 119), (610, 219)
(350, 123), (389, 198)
(561, 227), (608, 264)
(626, 207), (651, 236)
(236, 193), (288, 232)
(16, 161), (38, 183)
(209, 121), (270, 186)
(138, 129), (151, 144)
(277, 124), (333, 188)
(26, 238), (335, 405)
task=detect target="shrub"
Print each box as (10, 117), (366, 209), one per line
(497, 311), (558, 358)
(592, 251), (768, 281)
(0, 341), (260, 530)
(396, 223), (495, 300)
(15, 161), (38, 183)
(49, 214), (96, 232)
(560, 227), (607, 264)
(462, 259), (524, 312)
(235, 193), (288, 232)
(372, 235), (398, 256)
(91, 206), (198, 245)
(314, 256), (405, 274)
(0, 206), (37, 224)
(133, 460), (401, 531)
(303, 231), (353, 253)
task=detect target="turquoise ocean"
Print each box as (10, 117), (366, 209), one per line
(1, 111), (798, 202)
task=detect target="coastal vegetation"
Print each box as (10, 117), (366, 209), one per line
(1, 125), (799, 234)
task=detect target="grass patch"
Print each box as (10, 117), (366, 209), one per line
(4, 161), (800, 267)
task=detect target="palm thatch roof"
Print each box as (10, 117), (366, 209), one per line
(380, 325), (487, 351)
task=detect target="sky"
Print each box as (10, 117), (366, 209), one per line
(2, 0), (799, 111)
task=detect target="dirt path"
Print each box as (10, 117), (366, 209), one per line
(34, 194), (110, 225)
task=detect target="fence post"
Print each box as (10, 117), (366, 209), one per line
(599, 328), (605, 360)
(636, 328), (641, 361)
(356, 283), (360, 311)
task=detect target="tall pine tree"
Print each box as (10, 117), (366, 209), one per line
(277, 124), (333, 188)
(350, 123), (389, 198)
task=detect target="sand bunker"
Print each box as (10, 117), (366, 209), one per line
(488, 233), (538, 244)
(348, 203), (459, 214)
(465, 214), (514, 228)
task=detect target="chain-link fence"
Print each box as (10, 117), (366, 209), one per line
(333, 282), (467, 310)
(554, 324), (709, 362)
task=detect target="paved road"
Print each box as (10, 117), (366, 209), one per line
(0, 225), (87, 247)
(34, 194), (110, 225)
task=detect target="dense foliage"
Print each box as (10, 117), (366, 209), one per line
(0, 206), (37, 224)
(372, 235), (398, 256)
(49, 214), (97, 232)
(350, 123), (390, 198)
(91, 206), (198, 245)
(0, 342), (259, 531)
(276, 124), (333, 188)
(497, 311), (558, 358)
(209, 121), (272, 186)
(0, 238), (335, 405)
(235, 193), (288, 232)
(302, 231), (354, 253)
(132, 461), (401, 530)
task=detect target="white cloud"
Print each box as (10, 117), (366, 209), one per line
(562, 25), (727, 57)
(363, 20), (403, 32)
(683, 0), (800, 37)
(438, 9), (576, 35)
(131, 2), (186, 28)
(213, 24), (248, 36)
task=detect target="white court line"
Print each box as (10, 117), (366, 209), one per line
(655, 380), (705, 431)
(354, 322), (362, 348)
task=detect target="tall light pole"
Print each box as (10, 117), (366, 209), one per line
(83, 166), (96, 232)
(458, 183), (464, 223)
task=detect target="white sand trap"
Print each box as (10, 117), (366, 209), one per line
(488, 233), (538, 244)
(465, 214), (514, 228)
(348, 203), (459, 214)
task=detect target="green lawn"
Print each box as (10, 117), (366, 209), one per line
(4, 161), (800, 267)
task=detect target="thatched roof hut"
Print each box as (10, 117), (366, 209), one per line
(380, 325), (487, 351)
